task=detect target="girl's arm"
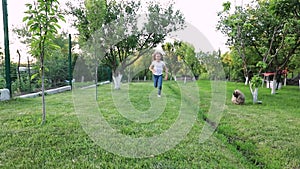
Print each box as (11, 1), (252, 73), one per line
(149, 64), (155, 73)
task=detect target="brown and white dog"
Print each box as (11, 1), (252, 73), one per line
(231, 89), (245, 105)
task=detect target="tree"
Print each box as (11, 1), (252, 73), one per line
(162, 41), (203, 82)
(175, 42), (202, 82)
(162, 41), (182, 81)
(198, 51), (224, 80)
(288, 52), (300, 77)
(221, 50), (235, 81)
(217, 2), (253, 85)
(67, 0), (185, 89)
(249, 61), (266, 104)
(221, 47), (261, 82)
(131, 51), (153, 81)
(67, 0), (107, 93)
(67, 0), (107, 44)
(218, 0), (300, 95)
(246, 0), (300, 94)
(23, 0), (65, 124)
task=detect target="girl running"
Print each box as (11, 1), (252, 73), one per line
(149, 51), (168, 97)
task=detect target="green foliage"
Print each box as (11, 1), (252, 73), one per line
(45, 33), (78, 88)
(67, 0), (107, 44)
(23, 0), (65, 58)
(198, 51), (225, 80)
(288, 50), (300, 74)
(0, 76), (5, 88)
(67, 0), (185, 77)
(199, 73), (209, 80)
(12, 26), (32, 45)
(130, 50), (153, 81)
(162, 41), (184, 79)
(218, 0), (300, 81)
(12, 29), (79, 94)
(256, 61), (267, 70)
(176, 42), (203, 78)
(250, 75), (263, 88)
(11, 77), (30, 94)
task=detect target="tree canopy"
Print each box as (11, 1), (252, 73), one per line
(217, 0), (300, 90)
(67, 0), (185, 89)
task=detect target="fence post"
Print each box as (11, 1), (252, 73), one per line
(2, 0), (11, 97)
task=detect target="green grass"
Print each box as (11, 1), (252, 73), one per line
(0, 80), (299, 168)
(217, 82), (300, 169)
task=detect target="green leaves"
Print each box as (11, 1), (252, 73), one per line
(23, 0), (65, 59)
(222, 1), (231, 12)
(218, 0), (300, 81)
(250, 75), (263, 88)
(256, 61), (267, 69)
(67, 0), (185, 76)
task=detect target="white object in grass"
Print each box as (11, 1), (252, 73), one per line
(0, 88), (10, 101)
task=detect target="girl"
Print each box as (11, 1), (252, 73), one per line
(149, 51), (168, 97)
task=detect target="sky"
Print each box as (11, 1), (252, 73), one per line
(0, 0), (247, 63)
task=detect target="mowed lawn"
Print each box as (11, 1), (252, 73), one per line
(0, 80), (299, 169)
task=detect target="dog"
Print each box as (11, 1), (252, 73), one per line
(231, 89), (245, 105)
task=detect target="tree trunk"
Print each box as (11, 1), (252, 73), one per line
(128, 70), (130, 83)
(250, 86), (259, 104)
(271, 76), (277, 95)
(27, 56), (31, 92)
(95, 65), (98, 101)
(244, 76), (249, 85)
(169, 72), (173, 81)
(284, 75), (287, 86)
(112, 72), (123, 89)
(41, 41), (46, 125)
(252, 88), (258, 103)
(261, 76), (265, 88)
(41, 63), (46, 125)
(271, 81), (276, 94)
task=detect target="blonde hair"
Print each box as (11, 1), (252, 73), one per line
(152, 51), (163, 61)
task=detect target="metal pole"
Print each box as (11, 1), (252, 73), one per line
(68, 34), (72, 89)
(2, 0), (11, 96)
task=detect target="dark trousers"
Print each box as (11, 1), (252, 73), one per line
(153, 75), (163, 95)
